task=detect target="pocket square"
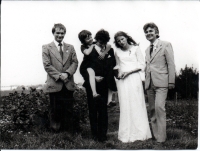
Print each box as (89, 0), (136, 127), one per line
(107, 55), (111, 58)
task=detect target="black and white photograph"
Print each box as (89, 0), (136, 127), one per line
(0, 0), (199, 149)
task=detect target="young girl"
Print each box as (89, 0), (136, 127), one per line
(78, 30), (111, 99)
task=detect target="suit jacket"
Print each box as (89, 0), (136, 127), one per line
(145, 40), (175, 89)
(42, 41), (78, 93)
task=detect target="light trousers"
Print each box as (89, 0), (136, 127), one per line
(147, 80), (168, 142)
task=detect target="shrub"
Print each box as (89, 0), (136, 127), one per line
(0, 86), (89, 133)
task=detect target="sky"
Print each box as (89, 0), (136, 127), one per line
(1, 1), (200, 86)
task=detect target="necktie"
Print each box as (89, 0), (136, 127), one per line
(150, 44), (154, 57)
(58, 43), (63, 59)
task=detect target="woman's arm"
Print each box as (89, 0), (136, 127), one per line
(120, 46), (144, 79)
(113, 50), (121, 79)
(83, 44), (95, 55)
(120, 69), (141, 79)
(113, 50), (120, 69)
(98, 44), (111, 60)
(135, 46), (145, 71)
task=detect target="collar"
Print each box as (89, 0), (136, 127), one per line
(151, 39), (159, 47)
(95, 44), (102, 54)
(54, 40), (64, 46)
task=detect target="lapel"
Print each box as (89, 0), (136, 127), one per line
(150, 40), (162, 62)
(49, 42), (62, 64)
(104, 46), (111, 58)
(62, 43), (71, 65)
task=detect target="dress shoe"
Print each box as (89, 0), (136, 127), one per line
(93, 94), (101, 100)
(98, 136), (107, 143)
(107, 101), (116, 107)
(50, 122), (61, 132)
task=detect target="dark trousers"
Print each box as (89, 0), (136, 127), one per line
(49, 86), (74, 132)
(85, 80), (108, 141)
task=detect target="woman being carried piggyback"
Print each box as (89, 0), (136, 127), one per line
(78, 30), (117, 100)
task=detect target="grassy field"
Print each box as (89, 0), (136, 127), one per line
(0, 99), (198, 149)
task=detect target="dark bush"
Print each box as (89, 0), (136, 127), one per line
(0, 86), (89, 133)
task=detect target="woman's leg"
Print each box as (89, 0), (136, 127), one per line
(87, 68), (99, 97)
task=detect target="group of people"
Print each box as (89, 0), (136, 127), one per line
(42, 22), (175, 144)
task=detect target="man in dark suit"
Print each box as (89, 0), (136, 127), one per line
(42, 23), (78, 132)
(80, 29), (116, 142)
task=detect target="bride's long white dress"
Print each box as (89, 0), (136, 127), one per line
(115, 46), (152, 143)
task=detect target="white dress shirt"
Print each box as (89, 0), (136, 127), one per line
(54, 40), (64, 52)
(94, 44), (105, 55)
(151, 39), (159, 53)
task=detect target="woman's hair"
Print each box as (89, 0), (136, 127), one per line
(114, 31), (138, 48)
(78, 30), (92, 45)
(52, 23), (66, 34)
(143, 22), (160, 38)
(94, 29), (110, 44)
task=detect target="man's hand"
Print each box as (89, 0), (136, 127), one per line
(95, 76), (104, 82)
(168, 83), (175, 89)
(60, 73), (68, 82)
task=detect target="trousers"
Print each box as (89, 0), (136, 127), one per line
(49, 85), (74, 132)
(85, 79), (108, 142)
(147, 79), (168, 142)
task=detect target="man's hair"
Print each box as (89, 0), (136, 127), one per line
(78, 30), (92, 45)
(143, 22), (160, 38)
(94, 29), (110, 44)
(52, 23), (66, 34)
(114, 31), (138, 48)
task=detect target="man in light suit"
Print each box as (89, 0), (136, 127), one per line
(144, 22), (175, 143)
(42, 23), (78, 132)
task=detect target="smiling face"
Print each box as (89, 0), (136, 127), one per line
(145, 27), (158, 43)
(116, 36), (128, 49)
(53, 28), (65, 43)
(84, 35), (93, 45)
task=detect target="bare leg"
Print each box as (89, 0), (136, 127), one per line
(107, 89), (113, 105)
(87, 68), (99, 97)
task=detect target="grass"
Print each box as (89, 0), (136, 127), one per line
(0, 100), (198, 149)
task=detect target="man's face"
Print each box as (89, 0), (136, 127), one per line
(145, 27), (158, 43)
(96, 40), (106, 49)
(53, 28), (65, 43)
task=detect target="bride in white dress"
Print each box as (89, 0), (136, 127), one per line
(114, 31), (152, 143)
